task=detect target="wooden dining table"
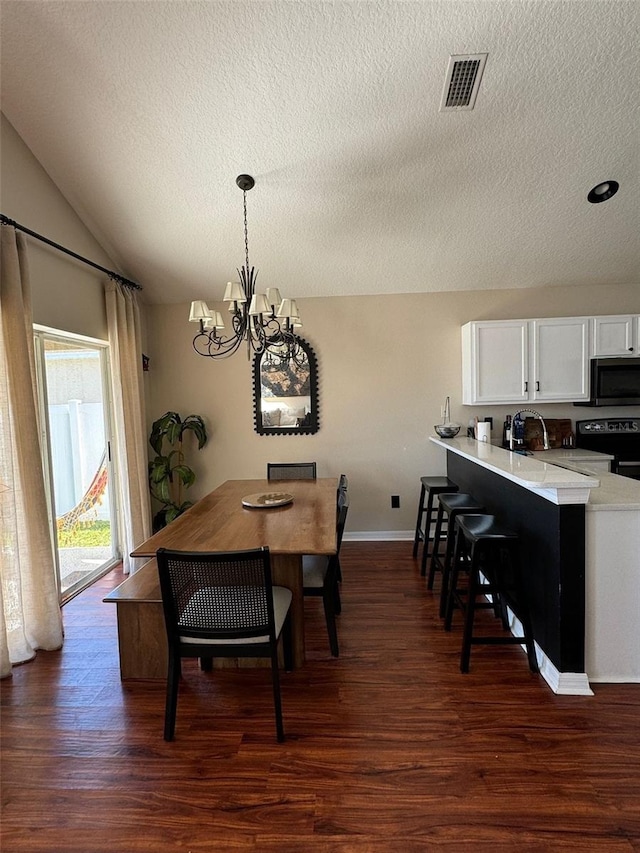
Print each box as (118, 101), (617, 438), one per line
(106, 477), (338, 677)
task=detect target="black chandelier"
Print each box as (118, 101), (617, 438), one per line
(189, 174), (303, 361)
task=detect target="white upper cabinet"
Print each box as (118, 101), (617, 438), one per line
(462, 317), (590, 405)
(531, 318), (590, 402)
(592, 315), (639, 356)
(462, 320), (529, 404)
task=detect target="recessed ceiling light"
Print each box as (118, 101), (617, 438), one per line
(587, 181), (619, 203)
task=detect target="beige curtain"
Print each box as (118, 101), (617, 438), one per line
(0, 225), (64, 678)
(104, 279), (151, 574)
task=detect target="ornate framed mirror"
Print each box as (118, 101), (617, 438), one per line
(252, 337), (319, 436)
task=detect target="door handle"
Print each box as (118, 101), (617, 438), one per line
(536, 381), (540, 392)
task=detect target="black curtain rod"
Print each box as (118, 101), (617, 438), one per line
(0, 213), (142, 291)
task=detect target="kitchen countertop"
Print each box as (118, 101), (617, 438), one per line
(531, 449), (640, 510)
(542, 459), (640, 511)
(430, 436), (640, 511)
(430, 436), (597, 504)
(530, 447), (615, 463)
(584, 471), (640, 511)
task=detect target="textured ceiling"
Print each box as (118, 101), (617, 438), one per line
(1, 1), (638, 306)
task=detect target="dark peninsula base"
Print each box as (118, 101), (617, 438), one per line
(447, 452), (586, 676)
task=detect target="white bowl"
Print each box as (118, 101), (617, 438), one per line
(434, 423), (461, 438)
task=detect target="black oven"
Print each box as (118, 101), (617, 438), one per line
(575, 418), (640, 480)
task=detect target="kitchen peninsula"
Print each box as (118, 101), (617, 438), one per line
(430, 436), (640, 694)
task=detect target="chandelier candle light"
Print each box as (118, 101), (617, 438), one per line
(189, 175), (302, 360)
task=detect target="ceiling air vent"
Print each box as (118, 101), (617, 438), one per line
(440, 53), (488, 111)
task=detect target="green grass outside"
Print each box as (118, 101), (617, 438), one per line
(58, 520), (111, 548)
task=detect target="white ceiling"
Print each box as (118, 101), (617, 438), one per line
(1, 1), (638, 306)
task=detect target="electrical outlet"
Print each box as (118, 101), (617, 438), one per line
(391, 495), (400, 508)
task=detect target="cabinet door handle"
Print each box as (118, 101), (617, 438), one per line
(536, 381), (540, 391)
(524, 381), (528, 392)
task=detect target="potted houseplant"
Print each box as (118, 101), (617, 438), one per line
(148, 411), (208, 531)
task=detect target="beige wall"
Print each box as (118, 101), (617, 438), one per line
(148, 283), (640, 535)
(4, 111), (639, 536)
(1, 113), (116, 340)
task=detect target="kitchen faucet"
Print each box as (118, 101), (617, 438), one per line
(509, 409), (550, 451)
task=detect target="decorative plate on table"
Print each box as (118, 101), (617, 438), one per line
(241, 492), (294, 509)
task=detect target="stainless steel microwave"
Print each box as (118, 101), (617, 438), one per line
(576, 357), (640, 407)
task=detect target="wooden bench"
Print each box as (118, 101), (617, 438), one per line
(103, 559), (167, 680)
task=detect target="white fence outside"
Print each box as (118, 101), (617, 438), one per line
(49, 400), (110, 521)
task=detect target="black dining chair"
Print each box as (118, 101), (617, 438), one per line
(302, 492), (349, 657)
(267, 462), (317, 480)
(335, 474), (348, 582)
(156, 546), (293, 743)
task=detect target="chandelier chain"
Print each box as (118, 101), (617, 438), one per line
(243, 190), (250, 274)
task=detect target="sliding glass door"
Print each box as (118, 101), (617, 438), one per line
(34, 329), (120, 602)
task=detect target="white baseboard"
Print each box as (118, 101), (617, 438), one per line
(343, 530), (413, 541)
(588, 675), (640, 683)
(541, 663), (594, 695)
(504, 601), (593, 696)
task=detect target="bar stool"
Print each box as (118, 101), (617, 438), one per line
(445, 513), (538, 674)
(429, 492), (485, 615)
(412, 476), (459, 577)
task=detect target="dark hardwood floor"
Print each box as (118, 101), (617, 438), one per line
(2, 542), (639, 852)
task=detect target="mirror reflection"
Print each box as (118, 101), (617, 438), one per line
(253, 337), (319, 435)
